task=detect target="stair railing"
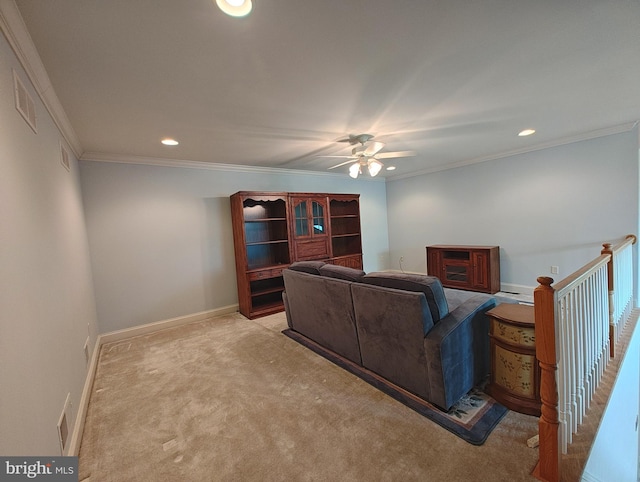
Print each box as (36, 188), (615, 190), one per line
(532, 234), (636, 482)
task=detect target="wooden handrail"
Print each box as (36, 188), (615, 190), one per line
(616, 234), (637, 250)
(552, 255), (610, 295)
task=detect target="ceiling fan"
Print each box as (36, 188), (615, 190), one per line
(326, 134), (415, 178)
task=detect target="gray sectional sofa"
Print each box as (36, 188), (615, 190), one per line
(282, 261), (496, 411)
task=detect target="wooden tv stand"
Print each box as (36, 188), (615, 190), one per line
(426, 245), (500, 294)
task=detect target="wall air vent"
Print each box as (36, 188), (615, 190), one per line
(60, 142), (70, 171)
(13, 70), (37, 133)
(57, 393), (72, 455)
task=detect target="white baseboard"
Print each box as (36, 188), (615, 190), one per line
(67, 335), (101, 456)
(67, 304), (239, 455)
(580, 470), (600, 482)
(500, 283), (535, 297)
(99, 305), (239, 344)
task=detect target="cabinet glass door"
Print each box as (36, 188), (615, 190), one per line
(293, 199), (326, 238)
(312, 201), (325, 234)
(294, 201), (309, 236)
(445, 265), (469, 283)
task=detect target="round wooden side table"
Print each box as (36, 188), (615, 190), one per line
(486, 303), (541, 416)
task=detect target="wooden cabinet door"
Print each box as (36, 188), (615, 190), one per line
(290, 195), (330, 260)
(471, 250), (489, 290)
(427, 247), (442, 279)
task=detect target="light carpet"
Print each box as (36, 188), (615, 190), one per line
(78, 312), (540, 481)
(282, 327), (507, 445)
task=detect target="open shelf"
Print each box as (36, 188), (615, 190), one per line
(250, 276), (285, 296)
(330, 216), (360, 236)
(242, 198), (287, 220)
(250, 275), (286, 315)
(246, 241), (290, 270)
(332, 234), (361, 258)
(443, 250), (470, 261)
(329, 199), (359, 216)
(249, 299), (287, 318)
(244, 219), (289, 244)
(329, 197), (361, 262)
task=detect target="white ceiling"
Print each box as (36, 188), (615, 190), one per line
(12, 0), (640, 178)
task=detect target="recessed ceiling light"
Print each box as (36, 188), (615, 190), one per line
(216, 0), (252, 17)
(386, 166), (396, 171)
(161, 138), (179, 146)
(518, 129), (536, 137)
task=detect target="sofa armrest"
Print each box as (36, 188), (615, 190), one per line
(423, 296), (496, 410)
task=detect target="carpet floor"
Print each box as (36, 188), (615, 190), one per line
(78, 312), (540, 481)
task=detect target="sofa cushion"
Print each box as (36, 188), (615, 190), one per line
(351, 283), (433, 399)
(283, 269), (362, 365)
(319, 264), (366, 282)
(288, 260), (326, 275)
(362, 272), (449, 323)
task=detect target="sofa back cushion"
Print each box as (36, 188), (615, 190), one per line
(283, 269), (362, 365)
(288, 260), (326, 275)
(351, 283), (432, 399)
(362, 272), (449, 323)
(319, 264), (366, 282)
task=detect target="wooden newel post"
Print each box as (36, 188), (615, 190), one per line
(533, 276), (560, 482)
(601, 243), (615, 357)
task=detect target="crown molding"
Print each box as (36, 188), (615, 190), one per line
(0, 0), (83, 158)
(4, 0), (634, 183)
(387, 121), (639, 182)
(80, 151), (386, 182)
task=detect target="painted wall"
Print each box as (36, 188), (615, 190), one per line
(78, 161), (389, 333)
(582, 320), (640, 482)
(0, 33), (99, 455)
(386, 130), (639, 293)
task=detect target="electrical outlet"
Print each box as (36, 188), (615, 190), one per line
(551, 266), (559, 274)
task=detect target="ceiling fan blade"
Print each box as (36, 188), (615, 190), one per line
(317, 155), (358, 158)
(328, 159), (358, 170)
(336, 135), (357, 144)
(375, 150), (416, 159)
(336, 133), (375, 145)
(363, 141), (385, 156)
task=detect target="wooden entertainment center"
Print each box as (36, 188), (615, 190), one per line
(426, 245), (500, 294)
(230, 191), (363, 319)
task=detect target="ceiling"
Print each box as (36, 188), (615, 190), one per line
(11, 0), (640, 179)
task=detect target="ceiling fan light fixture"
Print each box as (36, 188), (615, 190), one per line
(349, 162), (361, 179)
(367, 159), (383, 177)
(216, 0), (252, 17)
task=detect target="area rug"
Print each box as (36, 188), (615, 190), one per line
(283, 328), (508, 445)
